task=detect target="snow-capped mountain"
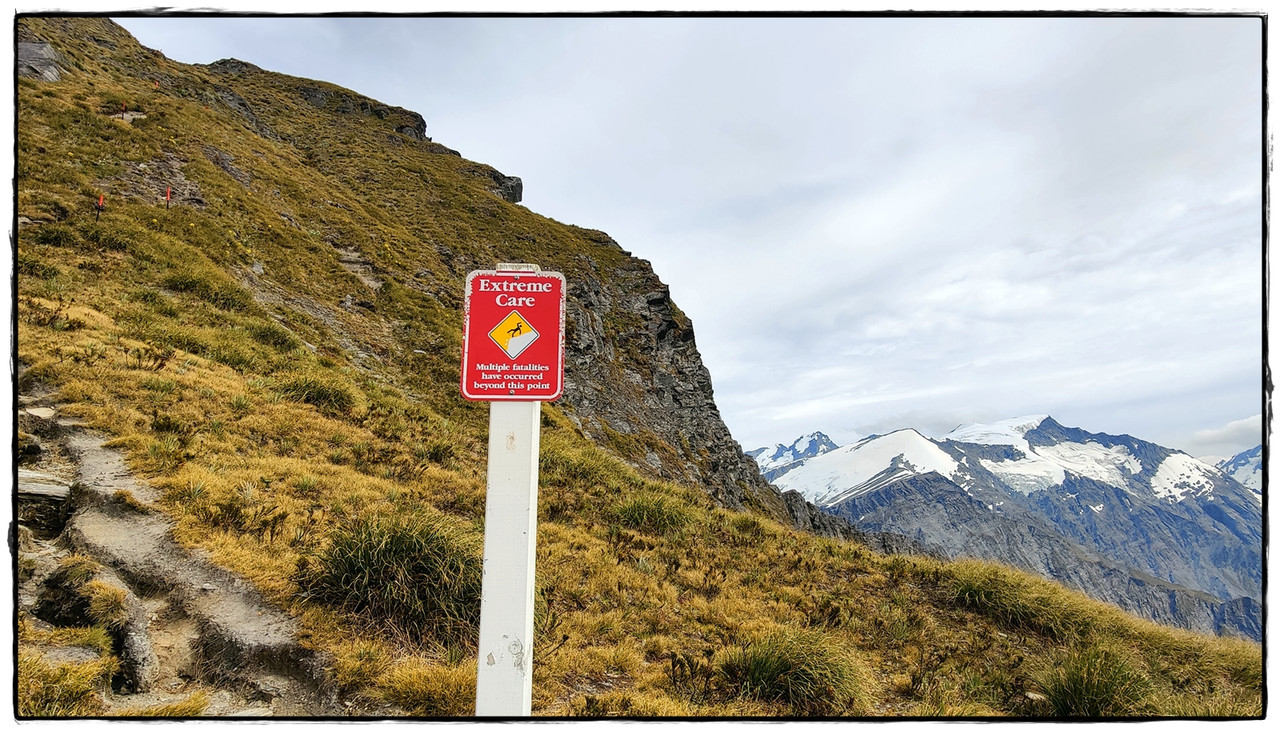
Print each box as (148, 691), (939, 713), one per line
(747, 432), (839, 482)
(772, 415), (1262, 640)
(1217, 445), (1262, 504)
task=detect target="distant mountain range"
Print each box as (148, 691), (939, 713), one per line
(1215, 445), (1263, 504)
(752, 417), (1262, 640)
(746, 432), (839, 482)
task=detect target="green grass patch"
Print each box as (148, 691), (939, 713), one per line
(161, 267), (253, 312)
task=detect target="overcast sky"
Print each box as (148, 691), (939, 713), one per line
(100, 10), (1264, 459)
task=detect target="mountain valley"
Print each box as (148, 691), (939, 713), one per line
(755, 417), (1263, 640)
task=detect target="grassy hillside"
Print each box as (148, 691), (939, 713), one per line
(13, 16), (1262, 717)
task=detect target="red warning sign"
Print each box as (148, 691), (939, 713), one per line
(460, 267), (566, 401)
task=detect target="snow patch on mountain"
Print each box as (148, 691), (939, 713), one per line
(979, 455), (1065, 495)
(944, 414), (1048, 449)
(774, 429), (958, 505)
(1035, 442), (1143, 491)
(1152, 453), (1219, 501)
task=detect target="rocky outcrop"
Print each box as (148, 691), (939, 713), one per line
(487, 172), (523, 203)
(557, 249), (792, 525)
(294, 82), (427, 139)
(18, 41), (66, 81)
(205, 83), (280, 142)
(545, 235), (914, 543)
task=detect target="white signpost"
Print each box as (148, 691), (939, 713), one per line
(475, 400), (541, 714)
(460, 264), (566, 716)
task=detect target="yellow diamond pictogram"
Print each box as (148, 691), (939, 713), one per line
(488, 310), (539, 359)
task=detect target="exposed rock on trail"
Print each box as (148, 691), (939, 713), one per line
(14, 399), (347, 716)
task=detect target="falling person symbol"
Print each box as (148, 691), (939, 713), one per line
(507, 321), (524, 338)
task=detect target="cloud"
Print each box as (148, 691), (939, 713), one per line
(1183, 414), (1264, 460)
(111, 15), (1263, 456)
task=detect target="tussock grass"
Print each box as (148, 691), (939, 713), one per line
(610, 491), (694, 536)
(379, 658), (477, 716)
(329, 638), (392, 693)
(161, 266), (254, 312)
(274, 370), (358, 414)
(16, 650), (119, 717)
(18, 618), (114, 657)
(715, 628), (878, 715)
(298, 511), (482, 646)
(942, 558), (1099, 641)
(112, 693), (210, 716)
(83, 580), (129, 630)
(1029, 644), (1153, 717)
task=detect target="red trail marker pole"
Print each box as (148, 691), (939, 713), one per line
(95, 195), (104, 222)
(166, 187), (171, 209)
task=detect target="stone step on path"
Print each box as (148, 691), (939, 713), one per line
(51, 429), (342, 716)
(17, 468), (72, 538)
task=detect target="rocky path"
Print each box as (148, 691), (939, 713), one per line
(16, 394), (342, 717)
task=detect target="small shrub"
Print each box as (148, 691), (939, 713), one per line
(20, 297), (84, 332)
(123, 343), (173, 371)
(299, 512), (482, 646)
(715, 628), (877, 715)
(1029, 644), (1152, 717)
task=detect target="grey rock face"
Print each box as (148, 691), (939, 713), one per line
(203, 145), (252, 186)
(17, 469), (71, 538)
(207, 58), (261, 75)
(488, 172), (523, 203)
(780, 490), (939, 556)
(295, 83), (427, 140)
(208, 84), (280, 142)
(18, 41), (65, 81)
(299, 86), (329, 107)
(557, 256), (786, 520)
